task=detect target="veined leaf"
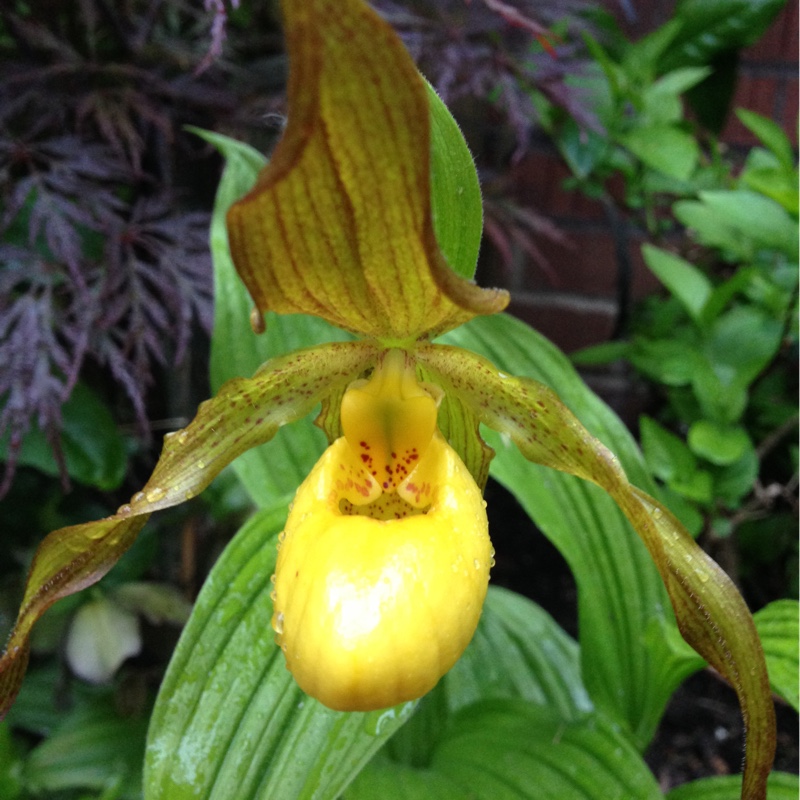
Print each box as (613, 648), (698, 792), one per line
(430, 699), (661, 799)
(753, 600), (799, 712)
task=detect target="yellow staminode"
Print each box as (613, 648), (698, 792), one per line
(271, 350), (492, 711)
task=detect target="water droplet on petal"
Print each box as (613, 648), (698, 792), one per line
(117, 504), (132, 516)
(274, 611), (285, 634)
(132, 491), (146, 504)
(196, 460), (206, 470)
(146, 487), (165, 503)
(177, 430), (189, 444)
(473, 558), (481, 570)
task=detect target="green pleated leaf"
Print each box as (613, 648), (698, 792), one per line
(666, 772), (799, 800)
(427, 314), (775, 799)
(753, 600), (799, 712)
(345, 757), (467, 800)
(145, 507), (416, 799)
(431, 316), (703, 748)
(432, 699), (661, 799)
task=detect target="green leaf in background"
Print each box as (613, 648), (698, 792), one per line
(640, 415), (698, 483)
(753, 600), (799, 711)
(0, 722), (23, 800)
(0, 382), (126, 490)
(642, 67), (712, 124)
(698, 190), (799, 259)
(711, 443), (759, 507)
(687, 421), (751, 466)
(641, 244), (712, 325)
(426, 82), (483, 280)
(676, 191), (799, 260)
(666, 771), (799, 800)
(630, 338), (700, 386)
(441, 315), (704, 749)
(660, 0), (787, 72)
(736, 110), (796, 174)
(704, 306), (784, 390)
(740, 147), (799, 216)
(145, 507), (416, 800)
(22, 700), (147, 799)
(620, 125), (699, 181)
(570, 340), (631, 367)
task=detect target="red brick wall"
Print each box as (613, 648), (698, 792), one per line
(487, 1), (798, 358)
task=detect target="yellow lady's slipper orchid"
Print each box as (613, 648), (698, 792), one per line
(0, 0), (776, 798)
(273, 349), (491, 711)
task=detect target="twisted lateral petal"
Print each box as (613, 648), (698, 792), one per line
(416, 342), (775, 800)
(0, 515), (149, 719)
(226, 0), (508, 342)
(0, 340), (377, 720)
(272, 434), (492, 711)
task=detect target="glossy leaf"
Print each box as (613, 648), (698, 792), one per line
(226, 0), (507, 343)
(144, 507), (416, 800)
(753, 600), (799, 711)
(426, 314), (775, 797)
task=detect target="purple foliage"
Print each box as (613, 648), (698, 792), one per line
(0, 2), (224, 496)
